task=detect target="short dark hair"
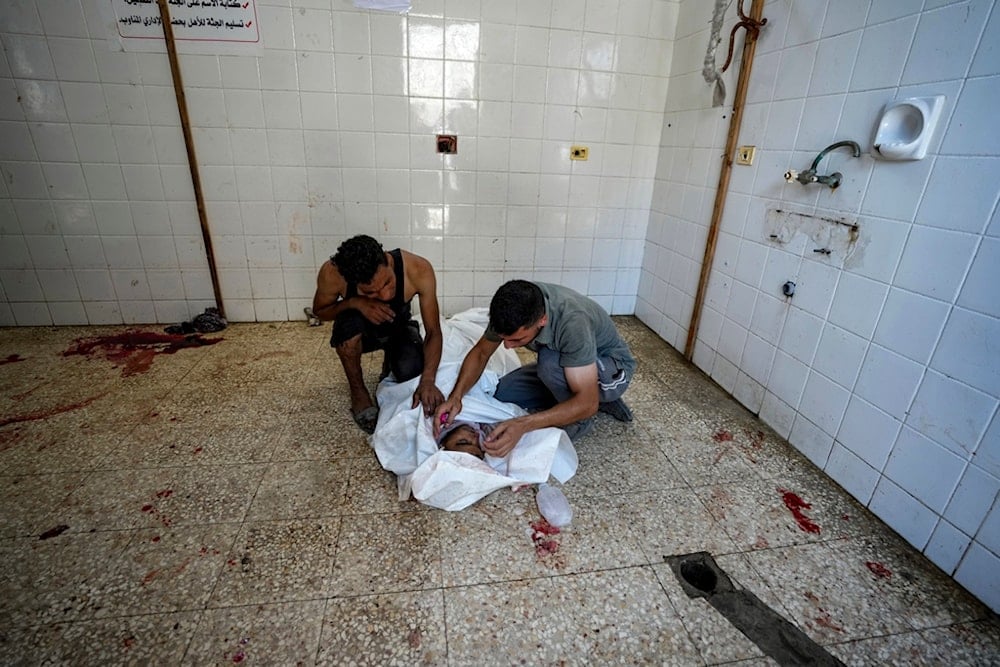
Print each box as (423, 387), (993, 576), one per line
(489, 280), (545, 335)
(332, 235), (386, 285)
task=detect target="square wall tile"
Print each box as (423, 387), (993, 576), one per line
(932, 308), (1000, 397)
(845, 216), (909, 284)
(851, 16), (918, 91)
(836, 396), (902, 471)
(902, 1), (991, 86)
(779, 306), (823, 365)
(944, 464), (999, 538)
(870, 476), (938, 550)
(799, 370), (850, 436)
(954, 543), (1000, 613)
(854, 344), (923, 421)
(828, 272), (888, 340)
(826, 442), (879, 505)
(812, 323), (867, 390)
(918, 157), (1000, 234)
(789, 413), (835, 467)
(958, 238), (1000, 318)
(943, 77), (1000, 155)
(885, 426), (966, 513)
(924, 519), (971, 575)
(907, 370), (997, 460)
(873, 288), (950, 365)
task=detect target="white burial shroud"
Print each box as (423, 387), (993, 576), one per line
(370, 308), (578, 511)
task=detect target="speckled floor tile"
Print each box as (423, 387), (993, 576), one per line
(0, 415), (129, 476)
(316, 590), (446, 666)
(442, 577), (580, 664)
(692, 476), (842, 551)
(445, 568), (702, 665)
(569, 426), (687, 496)
(438, 488), (648, 586)
(619, 487), (741, 561)
(0, 472), (87, 538)
(0, 611), (201, 665)
(183, 600), (326, 665)
(919, 619), (1000, 664)
(329, 511), (441, 596)
(246, 459), (350, 520)
(827, 630), (942, 666)
(550, 567), (704, 664)
(745, 540), (915, 643)
(342, 456), (429, 515)
(116, 414), (285, 467)
(827, 534), (991, 630)
(0, 530), (133, 626)
(210, 518), (340, 607)
(273, 410), (372, 461)
(647, 404), (766, 487)
(56, 465), (265, 532)
(100, 524), (239, 617)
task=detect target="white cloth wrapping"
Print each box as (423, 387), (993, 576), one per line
(370, 308), (578, 511)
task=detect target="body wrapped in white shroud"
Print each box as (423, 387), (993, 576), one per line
(370, 308), (578, 511)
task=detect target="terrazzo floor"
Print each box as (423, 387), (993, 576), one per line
(0, 317), (998, 666)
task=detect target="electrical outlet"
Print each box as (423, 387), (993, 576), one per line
(736, 146), (756, 165)
(436, 134), (457, 154)
(570, 145), (589, 160)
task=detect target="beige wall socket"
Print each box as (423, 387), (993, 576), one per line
(736, 146), (756, 165)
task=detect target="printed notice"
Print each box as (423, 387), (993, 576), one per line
(113, 0), (259, 43)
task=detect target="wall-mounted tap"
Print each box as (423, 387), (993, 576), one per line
(784, 140), (861, 189)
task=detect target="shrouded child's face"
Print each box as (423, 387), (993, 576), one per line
(440, 424), (484, 459)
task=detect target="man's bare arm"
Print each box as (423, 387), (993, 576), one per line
(481, 364), (599, 457)
(408, 253), (444, 385)
(433, 336), (499, 433)
(312, 261), (393, 324)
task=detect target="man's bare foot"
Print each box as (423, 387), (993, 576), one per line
(350, 394), (378, 434)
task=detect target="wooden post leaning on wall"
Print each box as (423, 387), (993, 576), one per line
(156, 0), (226, 319)
(684, 0), (766, 360)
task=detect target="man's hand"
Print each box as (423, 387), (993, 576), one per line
(412, 380), (445, 416)
(433, 397), (463, 437)
(481, 417), (530, 458)
(356, 298), (395, 325)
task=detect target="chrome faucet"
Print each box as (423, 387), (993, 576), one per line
(784, 140), (861, 189)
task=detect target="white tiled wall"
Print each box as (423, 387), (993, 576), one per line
(0, 0), (675, 324)
(638, 0), (1000, 611)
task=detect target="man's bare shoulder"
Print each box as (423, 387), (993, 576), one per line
(400, 250), (435, 280)
(317, 259), (346, 288)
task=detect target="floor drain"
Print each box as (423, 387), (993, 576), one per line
(665, 552), (845, 666)
(680, 559), (718, 593)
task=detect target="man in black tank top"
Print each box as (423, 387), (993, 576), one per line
(312, 235), (445, 434)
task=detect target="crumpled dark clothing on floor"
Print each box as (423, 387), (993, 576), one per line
(164, 307), (228, 335)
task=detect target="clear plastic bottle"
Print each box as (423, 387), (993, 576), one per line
(536, 483), (573, 527)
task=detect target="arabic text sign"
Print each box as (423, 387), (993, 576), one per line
(114, 0), (259, 43)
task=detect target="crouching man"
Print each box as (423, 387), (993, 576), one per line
(312, 235), (444, 433)
(435, 280), (636, 456)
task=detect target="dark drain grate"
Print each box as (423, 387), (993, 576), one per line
(665, 552), (845, 667)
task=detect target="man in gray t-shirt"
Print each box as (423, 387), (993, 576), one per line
(433, 280), (636, 456)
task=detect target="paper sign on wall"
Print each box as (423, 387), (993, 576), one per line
(113, 0), (259, 44)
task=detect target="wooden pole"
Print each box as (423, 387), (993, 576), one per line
(156, 0), (226, 319)
(684, 0), (765, 360)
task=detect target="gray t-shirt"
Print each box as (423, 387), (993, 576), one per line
(488, 282), (636, 375)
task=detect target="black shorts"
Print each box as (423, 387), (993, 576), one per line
(330, 309), (424, 382)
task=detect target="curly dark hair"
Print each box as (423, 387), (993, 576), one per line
(489, 280), (545, 335)
(332, 235), (387, 286)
